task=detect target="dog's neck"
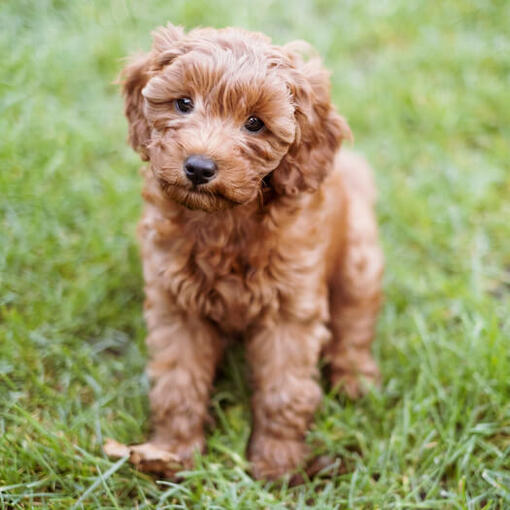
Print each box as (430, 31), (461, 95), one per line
(171, 197), (278, 243)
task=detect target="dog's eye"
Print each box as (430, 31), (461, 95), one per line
(175, 97), (194, 113)
(244, 116), (265, 132)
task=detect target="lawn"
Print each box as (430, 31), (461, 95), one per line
(1, 0), (509, 508)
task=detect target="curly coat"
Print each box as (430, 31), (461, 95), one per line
(119, 23), (383, 480)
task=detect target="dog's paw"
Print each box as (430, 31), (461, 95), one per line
(104, 437), (201, 479)
(248, 434), (309, 481)
(330, 360), (381, 399)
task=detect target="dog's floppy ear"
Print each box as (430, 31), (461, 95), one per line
(120, 52), (153, 160)
(271, 42), (352, 196)
(120, 23), (185, 161)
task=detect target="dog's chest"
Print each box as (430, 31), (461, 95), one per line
(163, 228), (278, 332)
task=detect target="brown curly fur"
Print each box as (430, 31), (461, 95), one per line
(119, 23), (384, 480)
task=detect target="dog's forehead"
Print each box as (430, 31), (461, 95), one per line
(182, 43), (282, 81)
(170, 30), (287, 83)
(161, 43), (293, 117)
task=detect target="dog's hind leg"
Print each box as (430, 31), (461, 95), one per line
(325, 177), (384, 399)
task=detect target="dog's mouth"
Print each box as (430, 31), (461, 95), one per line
(158, 179), (243, 212)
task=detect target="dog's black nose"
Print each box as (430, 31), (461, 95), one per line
(184, 155), (217, 185)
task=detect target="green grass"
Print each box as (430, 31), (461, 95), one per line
(1, 0), (509, 508)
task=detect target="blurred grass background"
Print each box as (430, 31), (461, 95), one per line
(1, 0), (509, 508)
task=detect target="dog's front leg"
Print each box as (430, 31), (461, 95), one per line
(246, 318), (328, 480)
(131, 284), (224, 478)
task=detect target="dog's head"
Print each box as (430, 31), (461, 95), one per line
(121, 24), (351, 211)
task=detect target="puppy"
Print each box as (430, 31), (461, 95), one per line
(117, 23), (383, 480)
